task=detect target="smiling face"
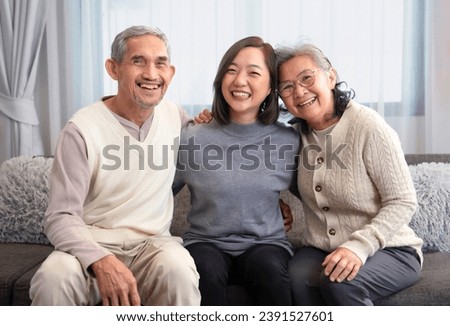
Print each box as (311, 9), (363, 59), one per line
(106, 34), (175, 112)
(221, 47), (271, 124)
(278, 55), (337, 130)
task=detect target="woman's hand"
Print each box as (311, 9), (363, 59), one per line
(194, 108), (213, 124)
(322, 247), (362, 282)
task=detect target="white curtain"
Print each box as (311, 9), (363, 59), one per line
(34, 0), (104, 156)
(0, 0), (48, 163)
(424, 0), (450, 153)
(31, 0), (450, 158)
(98, 0), (406, 118)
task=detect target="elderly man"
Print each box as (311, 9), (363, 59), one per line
(30, 26), (200, 306)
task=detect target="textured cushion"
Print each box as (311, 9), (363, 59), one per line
(408, 163), (450, 252)
(0, 156), (53, 244)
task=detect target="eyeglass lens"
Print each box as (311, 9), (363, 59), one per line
(278, 70), (316, 97)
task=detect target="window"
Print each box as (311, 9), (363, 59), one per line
(97, 0), (407, 118)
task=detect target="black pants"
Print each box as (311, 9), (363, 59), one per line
(186, 242), (292, 305)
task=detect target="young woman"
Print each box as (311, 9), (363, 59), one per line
(173, 37), (299, 305)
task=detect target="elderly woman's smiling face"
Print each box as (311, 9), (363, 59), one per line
(278, 55), (337, 130)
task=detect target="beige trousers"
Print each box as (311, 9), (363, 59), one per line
(29, 236), (200, 305)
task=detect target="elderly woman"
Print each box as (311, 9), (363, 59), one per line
(276, 42), (423, 305)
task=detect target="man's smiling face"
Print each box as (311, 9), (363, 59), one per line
(111, 34), (175, 110)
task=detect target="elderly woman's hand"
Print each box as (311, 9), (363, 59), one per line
(322, 247), (363, 282)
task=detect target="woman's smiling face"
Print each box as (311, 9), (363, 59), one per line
(278, 54), (337, 130)
(221, 46), (271, 124)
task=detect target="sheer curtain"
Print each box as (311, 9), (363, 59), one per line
(0, 0), (48, 163)
(34, 0), (104, 156)
(423, 0), (450, 153)
(33, 0), (450, 158)
(99, 0), (406, 118)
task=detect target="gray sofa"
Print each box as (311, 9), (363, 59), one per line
(1, 154), (449, 305)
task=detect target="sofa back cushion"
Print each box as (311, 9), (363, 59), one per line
(1, 155), (449, 254)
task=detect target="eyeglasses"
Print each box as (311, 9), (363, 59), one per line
(277, 70), (317, 98)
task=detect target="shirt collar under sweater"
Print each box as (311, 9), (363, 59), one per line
(109, 110), (154, 142)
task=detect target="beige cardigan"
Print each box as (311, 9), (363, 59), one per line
(297, 100), (423, 265)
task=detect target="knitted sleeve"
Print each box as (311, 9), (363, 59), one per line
(340, 111), (417, 262)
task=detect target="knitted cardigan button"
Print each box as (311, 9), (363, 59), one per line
(328, 228), (336, 236)
(315, 185), (322, 192)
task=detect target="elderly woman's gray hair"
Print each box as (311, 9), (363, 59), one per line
(275, 42), (334, 76)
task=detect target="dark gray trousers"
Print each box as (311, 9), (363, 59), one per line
(289, 246), (421, 305)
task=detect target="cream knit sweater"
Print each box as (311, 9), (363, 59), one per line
(297, 100), (423, 265)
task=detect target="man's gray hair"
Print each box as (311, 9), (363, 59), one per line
(110, 25), (171, 62)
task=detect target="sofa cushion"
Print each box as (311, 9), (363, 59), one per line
(0, 156), (53, 244)
(408, 163), (450, 252)
(281, 190), (304, 248)
(0, 243), (54, 305)
(12, 264), (44, 306)
(171, 186), (191, 237)
(375, 252), (450, 305)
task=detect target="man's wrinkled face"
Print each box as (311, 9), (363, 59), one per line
(110, 34), (175, 110)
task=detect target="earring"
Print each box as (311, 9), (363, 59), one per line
(260, 101), (266, 112)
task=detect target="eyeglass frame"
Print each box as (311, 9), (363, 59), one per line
(277, 69), (318, 98)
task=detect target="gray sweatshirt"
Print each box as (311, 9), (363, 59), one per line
(173, 119), (300, 256)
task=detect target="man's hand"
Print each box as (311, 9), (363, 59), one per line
(91, 255), (141, 306)
(322, 247), (362, 282)
(194, 108), (213, 124)
(279, 199), (293, 232)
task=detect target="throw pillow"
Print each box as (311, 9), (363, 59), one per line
(408, 162), (450, 252)
(0, 156), (53, 244)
